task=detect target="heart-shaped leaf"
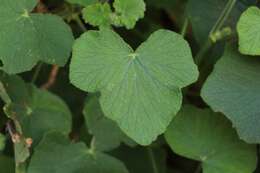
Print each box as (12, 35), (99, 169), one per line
(165, 105), (257, 173)
(0, 0), (74, 74)
(70, 29), (198, 145)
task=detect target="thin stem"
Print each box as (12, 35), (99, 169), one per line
(147, 147), (159, 173)
(195, 0), (237, 66)
(181, 18), (189, 37)
(75, 15), (87, 32)
(194, 163), (202, 173)
(41, 65), (59, 89)
(210, 0), (237, 34)
(31, 62), (43, 83)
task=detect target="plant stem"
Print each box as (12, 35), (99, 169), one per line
(75, 15), (87, 32)
(195, 0), (237, 66)
(147, 147), (159, 173)
(41, 65), (59, 89)
(181, 18), (189, 37)
(194, 163), (202, 173)
(15, 164), (26, 173)
(31, 62), (43, 83)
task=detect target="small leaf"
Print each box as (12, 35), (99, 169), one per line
(0, 0), (74, 74)
(67, 0), (98, 6)
(237, 6), (260, 55)
(82, 3), (113, 28)
(83, 94), (135, 151)
(201, 46), (260, 143)
(165, 105), (257, 173)
(113, 0), (146, 29)
(70, 29), (198, 145)
(1, 74), (72, 145)
(28, 132), (129, 173)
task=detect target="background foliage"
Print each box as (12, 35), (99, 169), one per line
(0, 0), (260, 173)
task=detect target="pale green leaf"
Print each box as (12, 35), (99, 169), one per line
(165, 105), (257, 173)
(1, 74), (72, 145)
(82, 3), (112, 28)
(70, 29), (198, 145)
(83, 94), (135, 151)
(113, 0), (145, 29)
(201, 46), (260, 143)
(237, 6), (260, 55)
(28, 132), (129, 173)
(0, 0), (74, 74)
(66, 0), (98, 6)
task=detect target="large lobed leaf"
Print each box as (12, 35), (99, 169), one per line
(201, 46), (260, 143)
(70, 29), (198, 145)
(165, 105), (257, 173)
(0, 0), (74, 74)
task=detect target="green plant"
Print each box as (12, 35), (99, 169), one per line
(0, 0), (260, 173)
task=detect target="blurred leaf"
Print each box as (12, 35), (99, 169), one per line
(69, 29), (198, 145)
(201, 46), (260, 143)
(0, 133), (5, 151)
(83, 94), (135, 151)
(0, 0), (74, 74)
(1, 74), (72, 145)
(165, 105), (257, 173)
(28, 132), (129, 173)
(237, 6), (260, 55)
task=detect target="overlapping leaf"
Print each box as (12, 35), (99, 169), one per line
(0, 0), (74, 74)
(84, 95), (135, 151)
(70, 29), (198, 145)
(201, 46), (260, 143)
(0, 155), (15, 173)
(165, 105), (257, 173)
(28, 132), (129, 173)
(237, 6), (260, 55)
(0, 134), (5, 151)
(1, 74), (72, 145)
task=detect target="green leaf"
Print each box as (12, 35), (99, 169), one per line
(237, 6), (260, 55)
(165, 105), (257, 173)
(82, 3), (113, 28)
(0, 0), (74, 74)
(0, 134), (5, 151)
(83, 94), (135, 151)
(0, 155), (15, 173)
(66, 0), (98, 6)
(201, 46), (260, 143)
(69, 29), (198, 145)
(1, 74), (72, 145)
(113, 0), (146, 29)
(186, 0), (253, 44)
(28, 132), (129, 173)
